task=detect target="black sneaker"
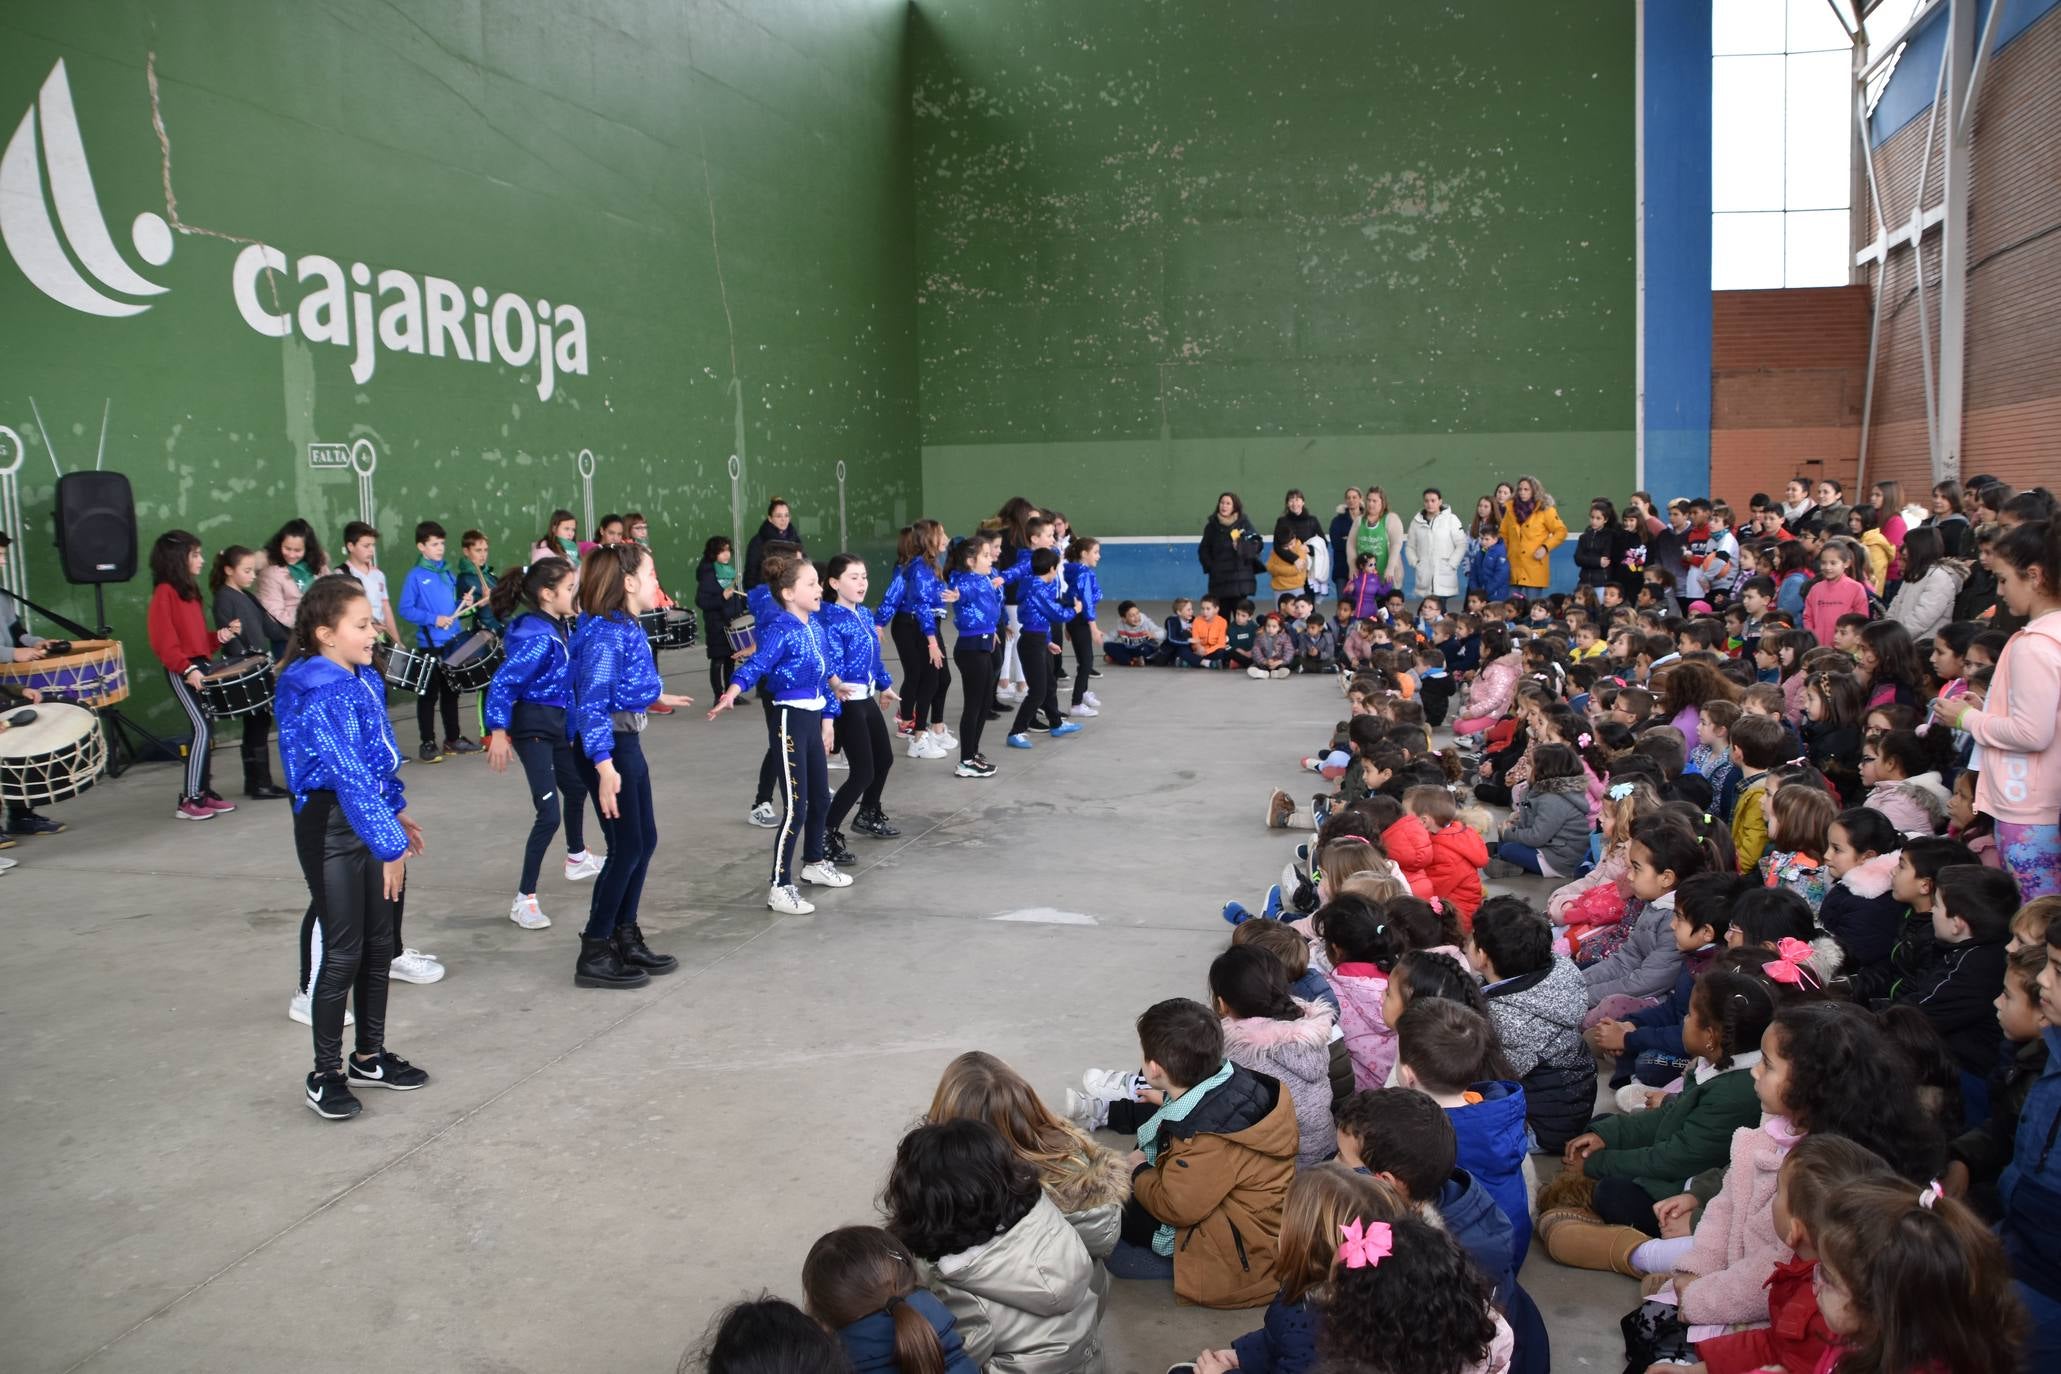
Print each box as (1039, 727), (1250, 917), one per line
(347, 1050), (430, 1091)
(1026, 720), (1053, 733)
(417, 741), (443, 764)
(1087, 666), (1103, 677)
(1055, 665), (1069, 679)
(306, 1070), (363, 1119)
(825, 829), (859, 866)
(9, 813), (65, 837)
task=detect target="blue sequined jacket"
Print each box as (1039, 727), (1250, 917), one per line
(820, 602), (892, 694)
(483, 610), (573, 733)
(1018, 573), (1077, 636)
(571, 611), (664, 762)
(1064, 560), (1102, 622)
(949, 570), (1002, 637)
(276, 655), (409, 861)
(872, 562), (908, 627)
(730, 610), (840, 716)
(999, 548), (1033, 606)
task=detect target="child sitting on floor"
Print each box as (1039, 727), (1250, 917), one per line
(1395, 997), (1531, 1267)
(1469, 897), (1596, 1154)
(1211, 945), (1337, 1168)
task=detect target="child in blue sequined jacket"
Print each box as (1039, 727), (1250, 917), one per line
(277, 654), (410, 862)
(571, 610), (664, 765)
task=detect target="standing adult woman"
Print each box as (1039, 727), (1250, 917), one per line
(1405, 487), (1469, 599)
(1329, 487), (1364, 590)
(484, 557), (604, 932)
(1349, 487), (1407, 595)
(710, 556), (852, 915)
(1500, 475), (1569, 595)
(148, 530), (239, 821)
(744, 497), (804, 590)
(1273, 490), (1324, 570)
(569, 543), (692, 988)
(1198, 491), (1263, 611)
(254, 518), (330, 656)
(820, 553), (899, 863)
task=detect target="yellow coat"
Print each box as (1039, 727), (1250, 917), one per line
(1499, 504), (1569, 590)
(1859, 529), (1894, 595)
(1267, 540), (1308, 592)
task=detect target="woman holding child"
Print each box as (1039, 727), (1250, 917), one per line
(1199, 492), (1264, 610)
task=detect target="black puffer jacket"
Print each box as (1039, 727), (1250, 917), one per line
(1199, 516), (1263, 605)
(1572, 526), (1629, 589)
(1273, 509), (1323, 561)
(742, 519), (803, 589)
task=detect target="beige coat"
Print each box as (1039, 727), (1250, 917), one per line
(928, 1194), (1101, 1374)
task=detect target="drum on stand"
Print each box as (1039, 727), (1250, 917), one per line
(0, 702), (108, 806)
(382, 644), (437, 696)
(0, 639), (130, 706)
(197, 656), (276, 718)
(639, 608), (698, 652)
(724, 612), (756, 660)
(441, 630), (504, 693)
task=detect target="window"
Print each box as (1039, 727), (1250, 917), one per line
(1711, 0), (1855, 289)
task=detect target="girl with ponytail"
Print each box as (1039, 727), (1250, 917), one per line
(803, 1225), (979, 1374)
(482, 557), (604, 931)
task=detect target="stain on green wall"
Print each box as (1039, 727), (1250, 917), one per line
(910, 0), (1637, 535)
(0, 0), (918, 730)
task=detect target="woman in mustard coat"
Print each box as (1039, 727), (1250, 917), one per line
(1498, 474), (1568, 592)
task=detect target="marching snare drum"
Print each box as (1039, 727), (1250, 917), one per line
(639, 608), (697, 652)
(441, 630), (504, 693)
(0, 702), (107, 806)
(382, 644), (438, 696)
(197, 656), (276, 718)
(724, 612), (756, 660)
(0, 639), (130, 707)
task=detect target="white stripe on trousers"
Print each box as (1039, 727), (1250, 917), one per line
(164, 667), (212, 799)
(999, 605), (1022, 684)
(774, 706), (798, 886)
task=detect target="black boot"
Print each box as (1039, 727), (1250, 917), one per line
(614, 923), (678, 976)
(244, 759), (289, 801)
(855, 807), (901, 838)
(825, 829), (858, 865)
(575, 933), (649, 988)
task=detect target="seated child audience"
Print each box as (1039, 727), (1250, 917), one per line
(1210, 946), (1337, 1168)
(1405, 784), (1488, 921)
(1584, 871), (1744, 1089)
(1583, 813), (1723, 1013)
(1486, 743), (1592, 878)
(802, 1226), (981, 1374)
(1815, 806), (1905, 973)
(1891, 862), (2020, 1080)
(1468, 897), (1595, 1153)
(1394, 998), (1531, 1267)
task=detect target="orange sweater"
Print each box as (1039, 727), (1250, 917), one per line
(1190, 612), (1229, 657)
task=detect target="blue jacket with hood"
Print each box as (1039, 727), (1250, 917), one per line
(1445, 1079), (1532, 1268)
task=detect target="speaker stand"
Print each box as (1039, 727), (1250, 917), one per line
(84, 585), (182, 779)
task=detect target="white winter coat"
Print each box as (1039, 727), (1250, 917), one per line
(1885, 561), (1970, 641)
(928, 1194), (1102, 1374)
(1406, 509), (1469, 597)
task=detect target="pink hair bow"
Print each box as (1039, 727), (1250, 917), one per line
(1918, 1179), (1943, 1210)
(1577, 732), (1593, 749)
(1428, 896), (1444, 914)
(1338, 1219), (1393, 1270)
(1763, 937), (1821, 990)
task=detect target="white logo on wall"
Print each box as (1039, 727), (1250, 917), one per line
(2, 59), (589, 401)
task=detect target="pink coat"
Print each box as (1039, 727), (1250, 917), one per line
(1675, 1121), (1799, 1326)
(1802, 576), (1868, 646)
(1460, 652), (1524, 723)
(1326, 965), (1397, 1091)
(1961, 610), (2061, 825)
(1549, 846), (1628, 921)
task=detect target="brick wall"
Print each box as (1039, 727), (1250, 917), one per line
(1709, 286), (1872, 505)
(1858, 6), (2061, 493)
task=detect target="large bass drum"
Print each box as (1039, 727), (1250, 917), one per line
(0, 702), (108, 806)
(0, 639), (130, 706)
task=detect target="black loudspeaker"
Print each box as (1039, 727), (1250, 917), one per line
(54, 471), (138, 584)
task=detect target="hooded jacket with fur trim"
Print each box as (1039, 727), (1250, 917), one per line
(1815, 848), (1904, 972)
(1222, 1000), (1338, 1167)
(1864, 774), (1948, 837)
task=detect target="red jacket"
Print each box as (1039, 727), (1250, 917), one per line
(1424, 821), (1487, 924)
(1698, 1256), (1833, 1374)
(1381, 816), (1436, 899)
(147, 583), (215, 672)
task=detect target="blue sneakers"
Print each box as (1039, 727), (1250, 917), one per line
(1050, 721), (1083, 737)
(1006, 733), (1033, 749)
(1262, 883), (1284, 919)
(1222, 900), (1251, 926)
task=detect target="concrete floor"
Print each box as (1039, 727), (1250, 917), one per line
(0, 662), (1633, 1373)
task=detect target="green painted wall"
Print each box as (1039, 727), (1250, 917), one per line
(0, 0), (918, 731)
(910, 0), (1637, 536)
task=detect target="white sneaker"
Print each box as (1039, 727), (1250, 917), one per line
(748, 801), (778, 828)
(924, 733), (953, 759)
(1083, 691), (1101, 708)
(288, 991), (354, 1026)
(800, 860), (853, 888)
(509, 893), (552, 929)
(1247, 666), (1266, 679)
(389, 948), (446, 984)
(1070, 703), (1100, 717)
(0, 855), (14, 873)
(564, 851), (606, 881)
(767, 884), (815, 914)
(827, 752), (850, 771)
(907, 733), (934, 759)
(1063, 1088), (1111, 1131)
(934, 727), (958, 745)
(1081, 1067), (1146, 1102)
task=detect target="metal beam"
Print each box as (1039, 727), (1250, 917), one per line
(1937, 0), (1973, 482)
(1958, 0), (2008, 134)
(1863, 0), (1945, 79)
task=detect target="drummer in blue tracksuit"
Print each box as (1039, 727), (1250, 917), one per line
(396, 521), (479, 762)
(820, 553), (900, 864)
(482, 556), (605, 933)
(710, 555), (850, 916)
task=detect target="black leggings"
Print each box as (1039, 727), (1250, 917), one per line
(954, 637), (997, 761)
(753, 695), (780, 807)
(1067, 618), (1096, 706)
(575, 732), (657, 939)
(1011, 630), (1054, 734)
(513, 733), (590, 894)
(707, 654), (733, 701)
(241, 707), (274, 767)
(163, 667), (214, 801)
(890, 614), (952, 727)
(828, 696), (893, 831)
(295, 790), (396, 1074)
(1592, 1176), (1663, 1236)
(770, 705), (830, 884)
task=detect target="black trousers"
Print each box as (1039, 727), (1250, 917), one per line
(240, 707), (274, 768)
(295, 790), (396, 1074)
(1066, 619), (1096, 706)
(707, 653), (733, 700)
(575, 732), (656, 939)
(770, 705), (829, 885)
(890, 613), (933, 728)
(1011, 630), (1054, 734)
(753, 694), (780, 807)
(415, 650), (461, 745)
(954, 637), (997, 761)
(828, 696), (892, 831)
(513, 733), (589, 894)
(1592, 1176), (1663, 1236)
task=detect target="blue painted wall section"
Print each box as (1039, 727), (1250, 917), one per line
(1642, 0), (1713, 502)
(1870, 0), (2059, 147)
